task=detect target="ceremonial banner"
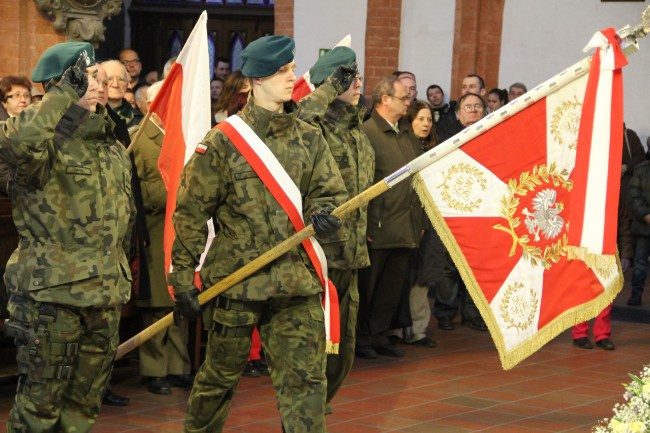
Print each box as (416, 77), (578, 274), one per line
(292, 34), (351, 102)
(414, 29), (627, 369)
(150, 11), (212, 291)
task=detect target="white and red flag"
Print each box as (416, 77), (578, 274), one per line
(150, 11), (212, 293)
(292, 34), (351, 103)
(413, 28), (627, 369)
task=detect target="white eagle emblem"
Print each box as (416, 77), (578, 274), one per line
(522, 188), (564, 241)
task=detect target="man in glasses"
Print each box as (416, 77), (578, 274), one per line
(119, 48), (145, 90)
(356, 76), (423, 360)
(101, 59), (143, 127)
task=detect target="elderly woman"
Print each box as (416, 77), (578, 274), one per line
(0, 76), (32, 120)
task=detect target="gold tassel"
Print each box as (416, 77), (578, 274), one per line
(326, 341), (339, 355)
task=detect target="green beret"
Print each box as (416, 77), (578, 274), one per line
(31, 42), (95, 84)
(242, 35), (295, 78)
(309, 46), (356, 86)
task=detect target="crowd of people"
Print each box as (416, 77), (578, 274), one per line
(0, 34), (648, 433)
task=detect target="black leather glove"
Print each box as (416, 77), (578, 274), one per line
(173, 288), (202, 326)
(59, 52), (89, 98)
(331, 61), (358, 93)
(310, 207), (342, 237)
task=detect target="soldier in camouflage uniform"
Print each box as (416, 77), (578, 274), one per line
(297, 47), (375, 405)
(0, 42), (135, 433)
(168, 35), (348, 433)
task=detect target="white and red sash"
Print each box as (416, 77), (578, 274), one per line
(217, 115), (340, 354)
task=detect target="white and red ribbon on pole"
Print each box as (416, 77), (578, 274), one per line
(217, 115), (340, 354)
(568, 27), (627, 268)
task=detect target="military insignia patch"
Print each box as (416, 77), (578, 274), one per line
(195, 143), (208, 154)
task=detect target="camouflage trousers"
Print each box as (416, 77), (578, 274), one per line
(326, 268), (358, 404)
(6, 296), (120, 433)
(184, 293), (327, 433)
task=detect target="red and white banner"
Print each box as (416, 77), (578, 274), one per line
(291, 34), (351, 103)
(414, 28), (627, 369)
(151, 11), (212, 293)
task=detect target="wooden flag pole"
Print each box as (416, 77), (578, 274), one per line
(116, 8), (649, 360)
(116, 181), (389, 359)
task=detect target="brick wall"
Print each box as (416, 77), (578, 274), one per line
(0, 1), (65, 80)
(274, 0), (294, 37)
(450, 0), (504, 99)
(363, 0), (402, 97)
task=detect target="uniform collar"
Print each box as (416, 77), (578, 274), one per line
(240, 96), (298, 137)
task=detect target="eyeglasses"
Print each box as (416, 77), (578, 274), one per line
(121, 59), (140, 66)
(5, 93), (31, 101)
(107, 76), (128, 85)
(462, 104), (484, 112)
(390, 95), (410, 102)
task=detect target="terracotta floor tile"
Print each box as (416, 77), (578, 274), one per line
(0, 317), (649, 432)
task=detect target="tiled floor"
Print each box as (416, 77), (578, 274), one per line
(0, 287), (649, 432)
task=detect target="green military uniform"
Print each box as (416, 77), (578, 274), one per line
(298, 67), (375, 403)
(131, 119), (191, 380)
(0, 71), (135, 433)
(169, 93), (347, 432)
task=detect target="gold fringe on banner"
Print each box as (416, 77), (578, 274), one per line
(413, 174), (623, 370)
(326, 341), (339, 355)
(567, 245), (618, 277)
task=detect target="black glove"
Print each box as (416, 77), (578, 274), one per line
(331, 61), (358, 93)
(59, 52), (89, 98)
(310, 207), (342, 237)
(173, 288), (202, 325)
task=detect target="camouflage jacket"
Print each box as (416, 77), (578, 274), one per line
(300, 93), (375, 269)
(168, 97), (348, 301)
(0, 83), (136, 308)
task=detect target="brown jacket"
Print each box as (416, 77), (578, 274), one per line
(361, 110), (423, 249)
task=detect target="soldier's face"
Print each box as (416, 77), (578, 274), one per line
(96, 64), (108, 106)
(257, 61), (296, 106)
(336, 74), (362, 106)
(75, 65), (100, 113)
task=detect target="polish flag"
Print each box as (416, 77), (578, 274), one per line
(414, 28), (627, 369)
(292, 34), (351, 103)
(150, 11), (212, 293)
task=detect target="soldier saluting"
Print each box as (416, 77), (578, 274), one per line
(168, 35), (348, 433)
(0, 42), (136, 432)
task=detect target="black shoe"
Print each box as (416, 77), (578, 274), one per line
(463, 318), (488, 332)
(102, 389), (130, 406)
(406, 337), (437, 348)
(573, 337), (593, 349)
(355, 345), (378, 359)
(374, 344), (405, 357)
(437, 317), (455, 331)
(167, 374), (194, 389)
(243, 361), (262, 377)
(250, 359), (270, 376)
(143, 377), (172, 395)
(596, 338), (615, 350)
(627, 294), (642, 306)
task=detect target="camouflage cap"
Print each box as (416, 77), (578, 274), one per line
(309, 46), (356, 87)
(31, 42), (95, 83)
(241, 35), (295, 78)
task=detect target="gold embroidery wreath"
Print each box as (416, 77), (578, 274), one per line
(438, 162), (488, 213)
(493, 163), (573, 270)
(550, 96), (582, 150)
(499, 282), (539, 332)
